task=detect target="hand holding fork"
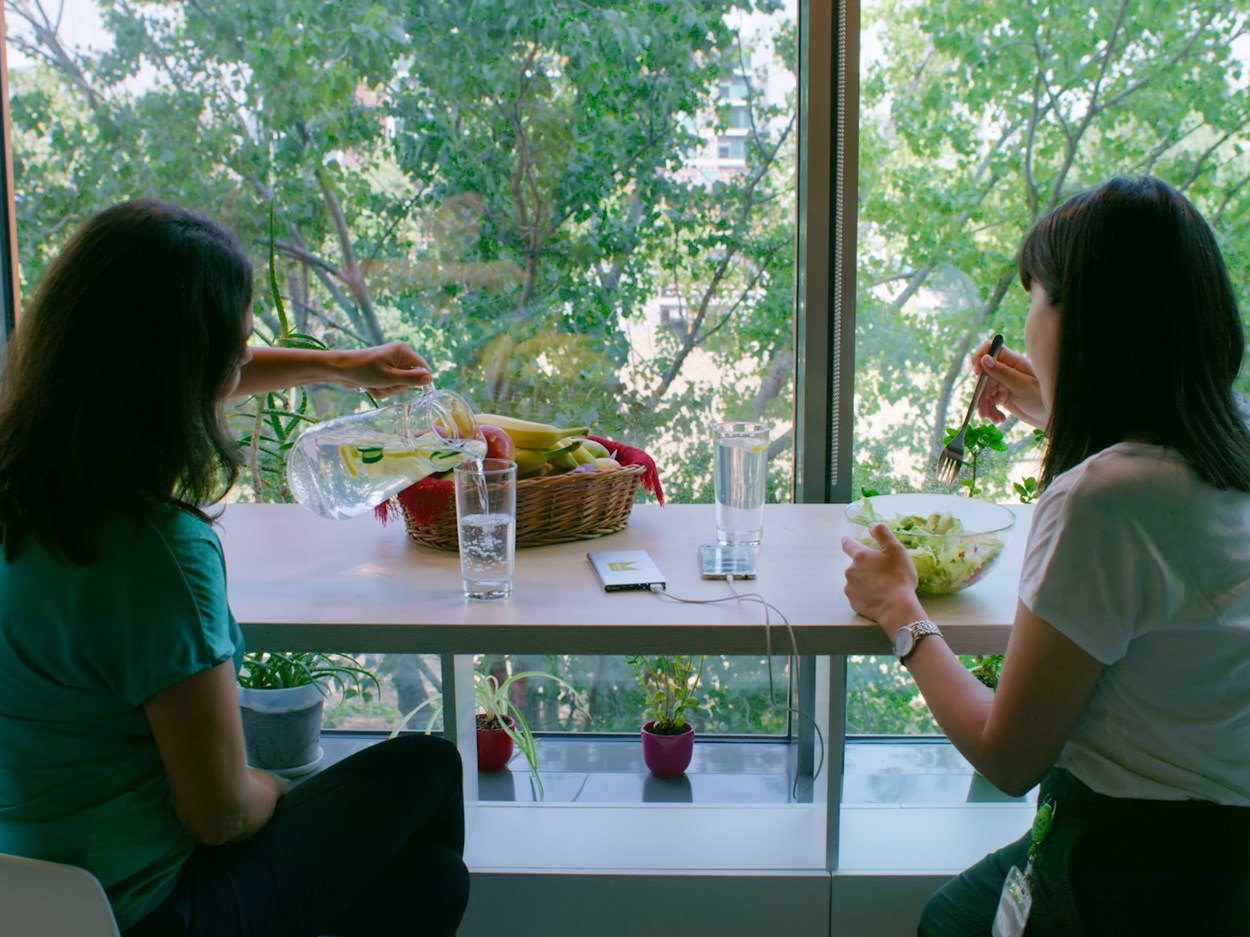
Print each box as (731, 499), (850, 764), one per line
(936, 334), (1004, 484)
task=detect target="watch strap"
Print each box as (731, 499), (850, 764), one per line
(898, 619), (942, 665)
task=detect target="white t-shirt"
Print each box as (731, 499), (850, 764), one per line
(1019, 441), (1250, 805)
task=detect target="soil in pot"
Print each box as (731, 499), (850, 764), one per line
(641, 720), (695, 778)
(476, 713), (516, 772)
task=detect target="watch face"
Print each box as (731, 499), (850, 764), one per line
(893, 626), (915, 659)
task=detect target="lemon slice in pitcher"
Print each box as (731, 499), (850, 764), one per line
(338, 443), (431, 480)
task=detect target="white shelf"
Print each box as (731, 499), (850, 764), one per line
(465, 801), (827, 872)
(838, 802), (1034, 872)
(463, 799), (1034, 875)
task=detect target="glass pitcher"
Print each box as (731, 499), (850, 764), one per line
(286, 388), (486, 520)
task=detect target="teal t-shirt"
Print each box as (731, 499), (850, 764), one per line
(0, 506), (244, 930)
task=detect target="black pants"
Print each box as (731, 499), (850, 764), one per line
(125, 734), (469, 937)
(918, 768), (1250, 936)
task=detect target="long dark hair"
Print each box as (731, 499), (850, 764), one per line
(0, 199), (253, 561)
(1018, 175), (1250, 491)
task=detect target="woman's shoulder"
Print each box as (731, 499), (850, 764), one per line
(1057, 442), (1191, 499)
(96, 503), (222, 568)
(1038, 443), (1205, 527)
(139, 502), (217, 537)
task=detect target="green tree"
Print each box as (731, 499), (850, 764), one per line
(854, 0), (1250, 499)
(6, 0), (796, 503)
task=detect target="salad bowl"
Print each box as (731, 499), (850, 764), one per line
(845, 493), (1016, 596)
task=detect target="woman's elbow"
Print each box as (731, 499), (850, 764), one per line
(176, 802), (251, 846)
(978, 763), (1045, 799)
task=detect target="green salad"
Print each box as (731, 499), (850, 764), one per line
(850, 501), (1005, 596)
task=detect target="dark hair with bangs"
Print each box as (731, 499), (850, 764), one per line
(0, 199), (253, 561)
(1018, 174), (1250, 492)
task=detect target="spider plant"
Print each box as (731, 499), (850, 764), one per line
(392, 668), (584, 798)
(238, 651), (379, 702)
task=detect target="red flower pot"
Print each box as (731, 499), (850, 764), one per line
(641, 721), (695, 778)
(476, 715), (516, 772)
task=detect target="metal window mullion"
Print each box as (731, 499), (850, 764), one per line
(795, 0), (860, 875)
(0, 3), (20, 348)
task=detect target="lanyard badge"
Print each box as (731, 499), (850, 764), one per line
(992, 799), (1055, 937)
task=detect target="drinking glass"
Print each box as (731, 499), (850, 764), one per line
(713, 421), (769, 545)
(454, 458), (517, 599)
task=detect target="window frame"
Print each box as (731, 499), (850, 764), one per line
(0, 10), (18, 347)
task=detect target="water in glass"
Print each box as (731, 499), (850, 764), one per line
(455, 458), (517, 599)
(714, 424), (769, 544)
(458, 512), (516, 598)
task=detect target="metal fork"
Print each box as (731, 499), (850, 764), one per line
(936, 333), (1004, 484)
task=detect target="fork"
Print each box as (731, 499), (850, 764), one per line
(936, 333), (1005, 484)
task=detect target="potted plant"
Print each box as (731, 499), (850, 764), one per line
(392, 665), (584, 798)
(627, 654), (705, 778)
(237, 651), (379, 776)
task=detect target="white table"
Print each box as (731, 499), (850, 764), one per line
(220, 502), (1028, 655)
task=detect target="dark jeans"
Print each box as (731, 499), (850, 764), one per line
(125, 734), (469, 937)
(919, 768), (1250, 936)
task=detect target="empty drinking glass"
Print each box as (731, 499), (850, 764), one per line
(713, 421), (769, 545)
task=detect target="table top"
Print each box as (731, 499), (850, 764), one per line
(220, 502), (1030, 655)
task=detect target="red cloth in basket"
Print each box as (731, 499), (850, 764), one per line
(374, 435), (664, 528)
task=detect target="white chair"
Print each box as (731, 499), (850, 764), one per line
(0, 852), (120, 936)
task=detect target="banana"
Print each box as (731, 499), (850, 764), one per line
(476, 413), (590, 450)
(514, 441), (581, 478)
(569, 441), (595, 465)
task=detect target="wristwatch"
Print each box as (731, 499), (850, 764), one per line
(893, 619), (942, 666)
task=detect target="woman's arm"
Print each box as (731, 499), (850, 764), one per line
(842, 523), (1104, 796)
(232, 343), (433, 399)
(144, 661), (289, 845)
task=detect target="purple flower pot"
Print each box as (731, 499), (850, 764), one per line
(641, 721), (695, 778)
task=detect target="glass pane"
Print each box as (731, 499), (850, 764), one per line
(453, 653), (790, 736)
(852, 1), (1250, 745)
(6, 1), (797, 507)
(855, 0), (1250, 502)
(5, 1), (798, 744)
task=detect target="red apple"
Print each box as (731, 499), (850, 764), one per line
(478, 424), (515, 461)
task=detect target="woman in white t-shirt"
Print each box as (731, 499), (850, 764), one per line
(842, 174), (1250, 936)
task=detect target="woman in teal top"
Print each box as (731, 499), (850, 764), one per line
(0, 200), (469, 935)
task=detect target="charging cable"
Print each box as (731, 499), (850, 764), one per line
(648, 578), (826, 799)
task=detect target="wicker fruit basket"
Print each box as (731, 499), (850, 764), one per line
(400, 463), (646, 551)
(378, 435), (663, 551)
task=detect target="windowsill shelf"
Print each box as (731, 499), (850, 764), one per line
(466, 801), (828, 872)
(319, 733), (1035, 875)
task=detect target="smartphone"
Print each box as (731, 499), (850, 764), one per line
(698, 543), (757, 579)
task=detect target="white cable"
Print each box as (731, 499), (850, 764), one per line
(648, 580), (826, 798)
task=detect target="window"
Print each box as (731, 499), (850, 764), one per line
(717, 135), (748, 161)
(847, 0), (1250, 735)
(11, 0), (1243, 804)
(719, 74), (751, 102)
(3, 1), (800, 758)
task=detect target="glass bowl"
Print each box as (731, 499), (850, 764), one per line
(845, 493), (1016, 596)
